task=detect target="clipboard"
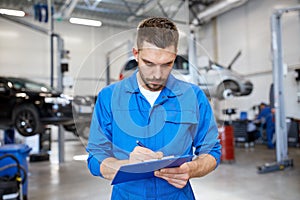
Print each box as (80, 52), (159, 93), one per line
(111, 154), (193, 185)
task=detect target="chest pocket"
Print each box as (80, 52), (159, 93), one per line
(165, 110), (198, 125)
(161, 110), (198, 154)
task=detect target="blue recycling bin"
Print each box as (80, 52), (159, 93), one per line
(0, 144), (32, 197)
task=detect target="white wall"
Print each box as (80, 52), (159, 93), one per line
(0, 18), (49, 78)
(0, 17), (135, 96)
(197, 0), (300, 119)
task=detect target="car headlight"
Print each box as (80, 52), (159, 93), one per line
(45, 97), (71, 105)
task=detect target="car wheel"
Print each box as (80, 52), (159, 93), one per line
(222, 89), (233, 99)
(217, 81), (239, 100)
(63, 123), (79, 137)
(13, 104), (43, 137)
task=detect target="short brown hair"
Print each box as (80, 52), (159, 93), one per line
(137, 17), (179, 50)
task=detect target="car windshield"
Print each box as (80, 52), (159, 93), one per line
(124, 59), (138, 71)
(173, 56), (189, 70)
(9, 78), (55, 93)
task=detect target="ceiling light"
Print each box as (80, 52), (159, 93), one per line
(0, 8), (25, 17)
(69, 17), (102, 27)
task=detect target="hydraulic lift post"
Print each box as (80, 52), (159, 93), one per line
(257, 5), (300, 173)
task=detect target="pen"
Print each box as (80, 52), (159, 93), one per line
(136, 140), (175, 161)
(136, 140), (147, 148)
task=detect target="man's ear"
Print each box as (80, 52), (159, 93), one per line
(132, 48), (138, 61)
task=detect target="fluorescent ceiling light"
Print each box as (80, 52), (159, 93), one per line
(69, 17), (102, 27)
(0, 8), (25, 17)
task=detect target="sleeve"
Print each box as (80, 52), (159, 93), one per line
(256, 110), (264, 120)
(257, 107), (271, 121)
(86, 88), (114, 177)
(193, 90), (221, 166)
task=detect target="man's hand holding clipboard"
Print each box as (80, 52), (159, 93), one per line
(111, 141), (193, 185)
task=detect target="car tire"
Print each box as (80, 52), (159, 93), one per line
(13, 104), (44, 137)
(63, 123), (79, 137)
(217, 81), (239, 100)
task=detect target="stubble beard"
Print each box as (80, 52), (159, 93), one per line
(139, 72), (164, 92)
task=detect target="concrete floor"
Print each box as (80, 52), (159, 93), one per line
(27, 140), (300, 200)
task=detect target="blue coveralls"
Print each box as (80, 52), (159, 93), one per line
(86, 72), (221, 199)
(257, 106), (275, 149)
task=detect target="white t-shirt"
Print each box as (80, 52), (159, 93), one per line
(138, 82), (161, 107)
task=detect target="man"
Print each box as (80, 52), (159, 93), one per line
(256, 102), (275, 149)
(87, 17), (221, 199)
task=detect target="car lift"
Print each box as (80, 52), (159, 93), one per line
(0, 4), (67, 163)
(257, 5), (300, 174)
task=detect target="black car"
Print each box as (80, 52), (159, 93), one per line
(0, 76), (74, 136)
(64, 95), (95, 141)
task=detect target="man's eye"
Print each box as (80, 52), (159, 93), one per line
(145, 62), (154, 67)
(161, 64), (171, 68)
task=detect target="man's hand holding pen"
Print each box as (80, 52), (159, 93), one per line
(130, 141), (163, 163)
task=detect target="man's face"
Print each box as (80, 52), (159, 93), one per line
(133, 42), (177, 91)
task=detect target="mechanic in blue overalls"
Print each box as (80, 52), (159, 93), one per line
(86, 17), (221, 200)
(256, 102), (275, 149)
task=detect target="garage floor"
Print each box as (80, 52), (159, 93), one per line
(27, 139), (300, 200)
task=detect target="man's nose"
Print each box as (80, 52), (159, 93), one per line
(152, 65), (162, 79)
